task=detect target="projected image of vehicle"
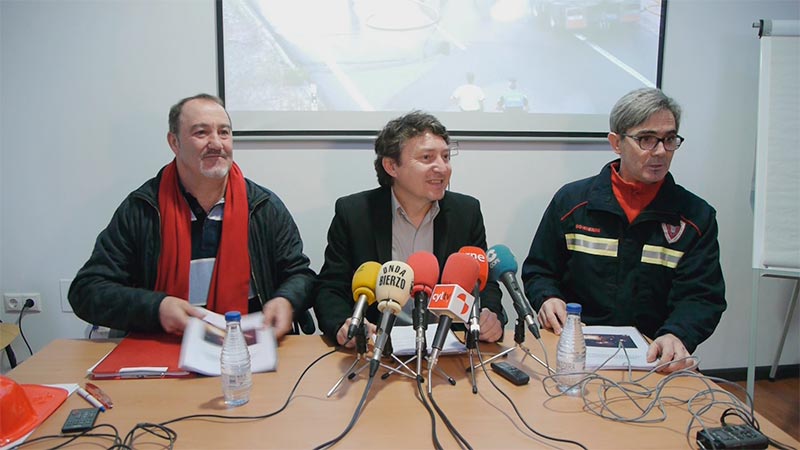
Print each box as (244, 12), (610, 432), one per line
(532, 1), (588, 30)
(532, 0), (642, 30)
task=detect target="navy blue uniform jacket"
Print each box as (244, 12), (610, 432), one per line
(521, 161), (726, 353)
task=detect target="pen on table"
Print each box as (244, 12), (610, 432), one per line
(77, 387), (106, 412)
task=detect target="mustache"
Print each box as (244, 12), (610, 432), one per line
(201, 149), (229, 158)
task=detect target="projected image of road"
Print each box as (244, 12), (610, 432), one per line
(221, 0), (663, 132)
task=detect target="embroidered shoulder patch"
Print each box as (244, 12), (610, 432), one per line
(662, 221), (686, 244)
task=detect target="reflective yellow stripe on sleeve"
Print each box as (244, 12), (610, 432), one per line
(564, 233), (618, 257)
(641, 245), (684, 269)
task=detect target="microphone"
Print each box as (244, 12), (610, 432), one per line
(427, 253), (479, 369)
(407, 252), (439, 375)
(348, 261), (382, 340)
(458, 246), (489, 342)
(370, 261), (413, 377)
(487, 244), (540, 339)
(458, 246), (488, 291)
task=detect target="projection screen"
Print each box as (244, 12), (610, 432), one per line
(217, 0), (666, 138)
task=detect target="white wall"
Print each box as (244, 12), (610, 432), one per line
(1, 0), (798, 371)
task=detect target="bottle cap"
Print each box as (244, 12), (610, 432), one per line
(224, 311), (242, 322)
(565, 303), (582, 314)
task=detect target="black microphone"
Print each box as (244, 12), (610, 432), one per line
(487, 244), (540, 339)
(369, 261), (413, 377)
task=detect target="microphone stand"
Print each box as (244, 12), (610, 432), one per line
(414, 291), (427, 378)
(384, 291), (428, 380)
(327, 321), (370, 397)
(471, 316), (554, 375)
(372, 311), (418, 381)
(381, 294), (456, 385)
(465, 283), (481, 394)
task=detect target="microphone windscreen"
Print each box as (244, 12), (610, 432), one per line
(441, 253), (480, 292)
(407, 251), (439, 295)
(375, 261), (413, 314)
(352, 261), (382, 304)
(458, 246), (488, 291)
(487, 244), (518, 282)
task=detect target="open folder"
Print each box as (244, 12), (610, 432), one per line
(88, 333), (191, 379)
(88, 310), (277, 379)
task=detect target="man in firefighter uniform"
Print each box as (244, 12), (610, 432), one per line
(521, 88), (726, 373)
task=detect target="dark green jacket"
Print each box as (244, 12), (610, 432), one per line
(314, 187), (507, 341)
(69, 166), (316, 333)
(521, 161), (726, 353)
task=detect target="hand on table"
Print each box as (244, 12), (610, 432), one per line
(647, 333), (691, 373)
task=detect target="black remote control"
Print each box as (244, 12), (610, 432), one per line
(490, 361), (530, 385)
(61, 407), (100, 433)
(696, 424), (769, 450)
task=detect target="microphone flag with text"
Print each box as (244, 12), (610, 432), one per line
(427, 253), (479, 369)
(348, 261), (382, 341)
(370, 261), (413, 377)
(487, 244), (540, 339)
(457, 246), (488, 291)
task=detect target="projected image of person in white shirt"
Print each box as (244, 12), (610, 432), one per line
(451, 72), (485, 112)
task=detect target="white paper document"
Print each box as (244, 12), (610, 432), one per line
(389, 325), (467, 356)
(179, 310), (277, 376)
(583, 326), (656, 371)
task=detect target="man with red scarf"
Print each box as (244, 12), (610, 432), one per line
(69, 94), (315, 339)
(522, 88), (726, 373)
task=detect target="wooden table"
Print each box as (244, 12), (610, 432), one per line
(8, 331), (798, 449)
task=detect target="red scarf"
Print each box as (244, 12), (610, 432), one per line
(154, 160), (250, 314)
(611, 162), (664, 224)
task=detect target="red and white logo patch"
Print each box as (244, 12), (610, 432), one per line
(662, 221), (686, 244)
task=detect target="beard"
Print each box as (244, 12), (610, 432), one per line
(200, 162), (230, 179)
(199, 150), (231, 179)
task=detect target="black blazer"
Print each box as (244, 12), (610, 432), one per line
(313, 186), (506, 341)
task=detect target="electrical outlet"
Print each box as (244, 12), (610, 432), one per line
(4, 293), (42, 312)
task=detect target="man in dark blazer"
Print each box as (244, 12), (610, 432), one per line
(314, 111), (507, 347)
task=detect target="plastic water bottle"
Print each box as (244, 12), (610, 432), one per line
(221, 311), (252, 407)
(556, 303), (586, 396)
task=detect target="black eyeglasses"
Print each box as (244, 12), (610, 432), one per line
(448, 141), (460, 157)
(620, 133), (684, 152)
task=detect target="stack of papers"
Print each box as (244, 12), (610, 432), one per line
(583, 326), (656, 371)
(388, 325), (467, 356)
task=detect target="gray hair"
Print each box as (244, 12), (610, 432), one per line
(609, 88), (681, 134)
(373, 111), (450, 187)
(168, 93), (227, 135)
